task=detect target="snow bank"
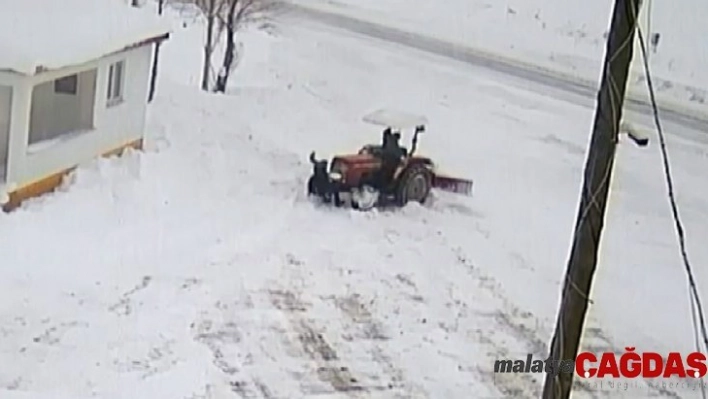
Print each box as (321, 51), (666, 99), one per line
(0, 0), (171, 75)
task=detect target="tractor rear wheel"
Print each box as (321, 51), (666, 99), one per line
(395, 164), (432, 206)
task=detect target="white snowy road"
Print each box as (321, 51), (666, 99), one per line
(284, 0), (708, 122)
(1, 8), (708, 399)
(280, 2), (708, 145)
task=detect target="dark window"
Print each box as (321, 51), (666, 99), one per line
(54, 74), (78, 95)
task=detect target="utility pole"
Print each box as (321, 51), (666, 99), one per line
(541, 0), (642, 398)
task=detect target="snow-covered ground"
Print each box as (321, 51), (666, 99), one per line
(288, 0), (708, 117)
(2, 3), (708, 398)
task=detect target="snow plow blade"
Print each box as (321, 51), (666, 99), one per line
(432, 174), (473, 196)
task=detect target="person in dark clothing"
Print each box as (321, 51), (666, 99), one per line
(380, 128), (393, 151)
(376, 130), (405, 191)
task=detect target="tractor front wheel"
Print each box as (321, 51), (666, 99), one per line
(351, 185), (379, 211)
(395, 164), (432, 206)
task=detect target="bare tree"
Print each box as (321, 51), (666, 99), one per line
(193, 0), (229, 91)
(213, 0), (275, 93)
(191, 0), (274, 92)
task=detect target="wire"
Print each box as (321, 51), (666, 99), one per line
(547, 2), (708, 397)
(636, 17), (708, 399)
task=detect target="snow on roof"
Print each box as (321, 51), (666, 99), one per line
(0, 0), (171, 76)
(362, 109), (428, 129)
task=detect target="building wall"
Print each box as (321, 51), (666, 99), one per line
(95, 44), (153, 148)
(0, 85), (11, 182)
(12, 43), (154, 188)
(0, 71), (18, 86)
(29, 69), (97, 143)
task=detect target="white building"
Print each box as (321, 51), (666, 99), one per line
(0, 0), (170, 211)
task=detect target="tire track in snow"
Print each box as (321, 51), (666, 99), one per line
(189, 292), (286, 398)
(327, 292), (429, 398)
(265, 253), (423, 397)
(453, 248), (680, 397)
(448, 246), (602, 399)
(430, 204), (682, 398)
(305, 198), (545, 397)
(385, 197), (598, 397)
(267, 286), (368, 396)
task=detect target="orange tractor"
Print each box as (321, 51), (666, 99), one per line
(307, 109), (473, 210)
